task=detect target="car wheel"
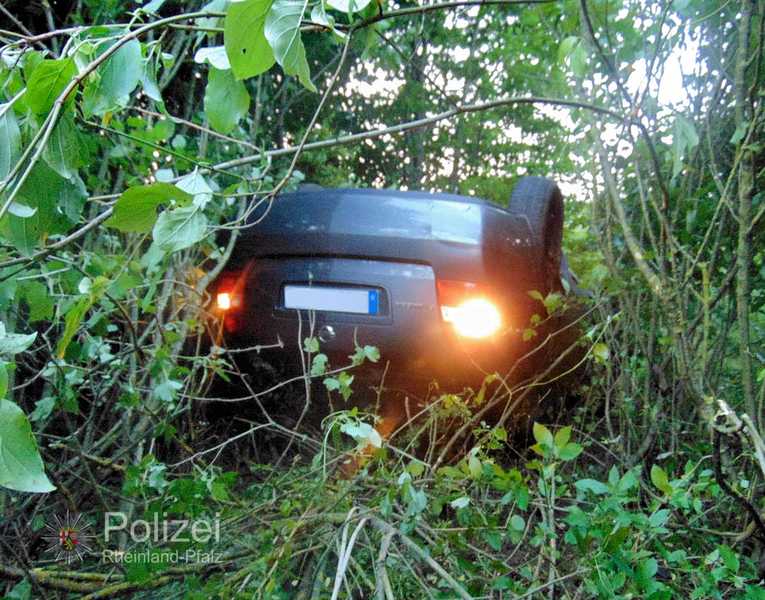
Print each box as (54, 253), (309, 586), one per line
(508, 176), (564, 294)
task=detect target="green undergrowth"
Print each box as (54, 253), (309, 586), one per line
(14, 413), (756, 600)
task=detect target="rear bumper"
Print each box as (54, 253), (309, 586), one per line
(217, 256), (522, 386)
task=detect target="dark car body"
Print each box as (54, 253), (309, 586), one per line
(213, 185), (578, 389)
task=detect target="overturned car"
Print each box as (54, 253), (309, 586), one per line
(210, 177), (587, 441)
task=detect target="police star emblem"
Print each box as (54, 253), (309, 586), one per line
(43, 512), (95, 563)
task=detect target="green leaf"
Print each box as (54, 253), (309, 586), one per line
(510, 514), (525, 531)
(175, 169), (213, 208)
(310, 353), (328, 376)
(482, 530), (503, 551)
(574, 478), (609, 495)
(326, 0), (372, 13)
(543, 292), (562, 315)
(43, 113), (84, 180)
(570, 43), (588, 77)
(303, 336), (320, 353)
(0, 399), (55, 493)
(56, 276), (107, 360)
(105, 183), (192, 233)
(152, 206), (208, 253)
(56, 296), (91, 358)
(204, 67), (250, 134)
(19, 281), (54, 322)
(648, 509), (670, 528)
(592, 342), (609, 364)
(617, 469), (638, 493)
(26, 58), (76, 115)
(528, 290), (544, 302)
(558, 36), (580, 63)
(558, 442), (583, 461)
(604, 526), (630, 553)
(7, 202), (35, 218)
(265, 0), (317, 92)
(718, 545), (740, 573)
(635, 557), (658, 586)
(195, 46), (231, 70)
(4, 578), (31, 600)
(0, 160), (86, 254)
(224, 0), (275, 80)
(0, 363), (7, 399)
(141, 59), (163, 103)
(154, 379), (182, 404)
(730, 121), (748, 146)
(30, 397), (56, 422)
(468, 453), (482, 478)
(81, 39), (143, 117)
(650, 464), (672, 495)
(0, 104), (21, 181)
(337, 371), (354, 401)
(407, 460), (425, 477)
(608, 465), (620, 485)
(532, 422), (553, 447)
(554, 425), (571, 448)
(0, 323), (37, 355)
(323, 376), (340, 391)
(361, 345), (380, 363)
(310, 3), (334, 27)
(450, 496), (469, 509)
(340, 420), (381, 449)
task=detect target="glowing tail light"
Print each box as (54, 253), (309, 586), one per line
(214, 270), (247, 313)
(216, 292), (232, 311)
(213, 262), (255, 333)
(437, 280), (502, 339)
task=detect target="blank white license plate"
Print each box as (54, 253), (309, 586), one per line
(284, 285), (379, 315)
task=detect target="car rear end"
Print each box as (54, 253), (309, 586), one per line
(212, 188), (544, 385)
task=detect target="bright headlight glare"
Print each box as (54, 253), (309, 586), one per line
(441, 298), (502, 339)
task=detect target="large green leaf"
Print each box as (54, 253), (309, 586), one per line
(0, 160), (86, 254)
(105, 183), (193, 233)
(153, 206), (208, 253)
(224, 0), (275, 80)
(264, 0), (316, 92)
(0, 399), (55, 493)
(26, 58), (76, 115)
(204, 67), (250, 134)
(0, 104), (21, 180)
(81, 39), (143, 117)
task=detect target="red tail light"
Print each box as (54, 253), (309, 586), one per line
(215, 273), (243, 312)
(437, 280), (502, 339)
(214, 264), (255, 332)
(216, 292), (232, 311)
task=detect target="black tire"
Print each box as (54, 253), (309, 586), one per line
(508, 176), (564, 294)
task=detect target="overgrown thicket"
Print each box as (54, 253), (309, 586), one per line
(0, 0), (764, 598)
